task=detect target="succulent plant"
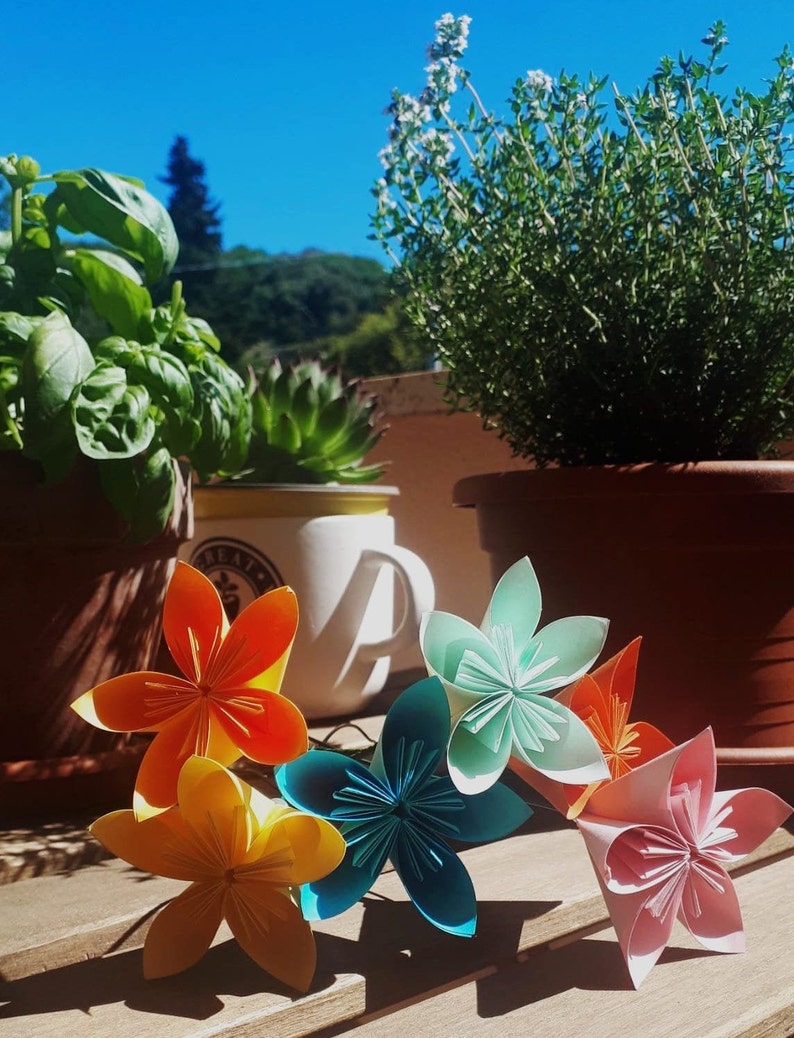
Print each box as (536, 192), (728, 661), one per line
(239, 358), (385, 484)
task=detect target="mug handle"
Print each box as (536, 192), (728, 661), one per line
(355, 546), (435, 661)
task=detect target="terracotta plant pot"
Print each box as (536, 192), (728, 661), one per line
(0, 454), (192, 816)
(454, 462), (794, 793)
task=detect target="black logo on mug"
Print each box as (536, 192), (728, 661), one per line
(189, 538), (284, 621)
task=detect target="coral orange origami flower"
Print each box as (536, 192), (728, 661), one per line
(512, 638), (673, 818)
(72, 562), (307, 817)
(91, 756), (346, 988)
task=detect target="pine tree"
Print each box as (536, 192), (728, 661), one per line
(160, 136), (222, 269)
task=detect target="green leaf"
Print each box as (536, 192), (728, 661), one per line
(72, 361), (155, 459)
(97, 447), (176, 541)
(21, 310), (94, 480)
(69, 249), (152, 338)
(49, 169), (178, 282)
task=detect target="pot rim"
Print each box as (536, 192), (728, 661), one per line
(194, 483), (399, 519)
(453, 460), (794, 505)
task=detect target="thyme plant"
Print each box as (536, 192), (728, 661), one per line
(373, 15), (794, 465)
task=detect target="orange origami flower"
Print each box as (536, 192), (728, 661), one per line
(511, 638), (674, 818)
(72, 562), (307, 817)
(91, 756), (346, 988)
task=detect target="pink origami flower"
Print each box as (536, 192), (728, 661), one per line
(577, 728), (791, 987)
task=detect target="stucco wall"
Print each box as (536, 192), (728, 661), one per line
(361, 371), (529, 675)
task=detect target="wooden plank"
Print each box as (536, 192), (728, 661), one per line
(333, 854), (794, 1038)
(0, 827), (791, 1038)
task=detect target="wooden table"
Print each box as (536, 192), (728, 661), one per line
(1, 723), (792, 1038)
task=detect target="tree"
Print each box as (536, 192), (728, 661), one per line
(159, 136), (222, 269)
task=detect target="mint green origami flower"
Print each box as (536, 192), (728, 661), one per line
(420, 556), (610, 794)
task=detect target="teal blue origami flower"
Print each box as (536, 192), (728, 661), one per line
(275, 676), (531, 937)
(420, 556), (610, 795)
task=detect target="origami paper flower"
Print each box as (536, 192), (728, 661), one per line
(514, 638), (674, 818)
(276, 676), (532, 937)
(577, 728), (792, 988)
(72, 562), (307, 817)
(91, 756), (345, 989)
(420, 556), (610, 794)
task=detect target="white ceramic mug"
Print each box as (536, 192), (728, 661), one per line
(182, 486), (435, 719)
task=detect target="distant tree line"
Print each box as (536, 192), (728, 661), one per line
(159, 137), (427, 377)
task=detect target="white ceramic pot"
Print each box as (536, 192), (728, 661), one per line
(183, 484), (435, 719)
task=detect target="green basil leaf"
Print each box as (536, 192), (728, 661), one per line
(69, 249), (152, 338)
(50, 169), (178, 282)
(21, 310), (93, 480)
(98, 447), (176, 541)
(72, 361), (155, 459)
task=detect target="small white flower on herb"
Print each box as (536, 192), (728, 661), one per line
(526, 69), (554, 92)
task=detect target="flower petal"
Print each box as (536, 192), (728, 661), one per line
(215, 688), (308, 766)
(226, 881), (316, 992)
(143, 881), (224, 979)
(512, 697), (609, 784)
(706, 788), (792, 860)
(452, 778), (533, 841)
(370, 677), (448, 786)
(163, 562), (227, 684)
(176, 756), (250, 866)
(211, 586), (298, 690)
(300, 842), (385, 921)
(678, 862), (745, 953)
(420, 611), (503, 688)
(447, 708), (514, 794)
(132, 712), (240, 819)
(276, 750), (369, 819)
(518, 615), (609, 693)
(392, 833), (477, 937)
(89, 808), (194, 879)
(71, 672), (193, 733)
(246, 811), (346, 885)
(482, 556), (542, 652)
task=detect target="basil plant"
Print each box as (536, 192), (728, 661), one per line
(0, 155), (250, 540)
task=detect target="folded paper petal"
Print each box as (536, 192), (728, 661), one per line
(210, 586), (299, 690)
(420, 611), (503, 691)
(577, 729), (792, 987)
(299, 843), (387, 922)
(276, 750), (371, 819)
(71, 671), (190, 733)
(248, 812), (348, 886)
(226, 881), (317, 993)
(392, 832), (477, 937)
(89, 808), (191, 880)
(163, 562), (228, 683)
(517, 616), (610, 693)
(372, 675), (449, 783)
(143, 880), (225, 980)
(453, 780), (533, 842)
(132, 708), (241, 818)
(483, 555), (543, 649)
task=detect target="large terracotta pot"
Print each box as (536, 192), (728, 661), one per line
(0, 454), (192, 816)
(454, 462), (794, 790)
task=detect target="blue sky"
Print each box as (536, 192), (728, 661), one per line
(6, 1), (794, 264)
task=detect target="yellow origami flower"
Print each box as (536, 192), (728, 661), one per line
(91, 756), (346, 990)
(72, 562), (307, 817)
